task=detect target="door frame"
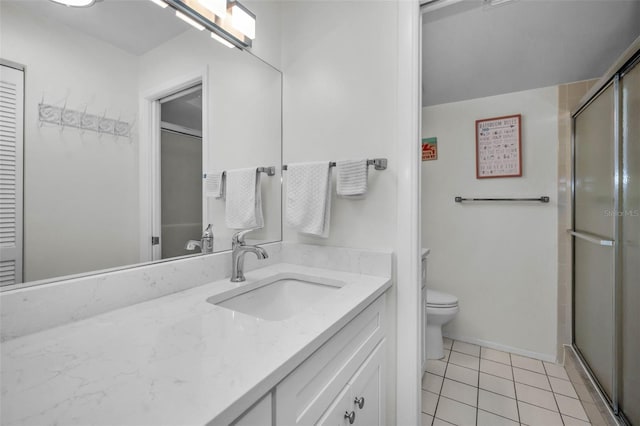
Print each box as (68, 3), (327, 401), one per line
(139, 67), (209, 262)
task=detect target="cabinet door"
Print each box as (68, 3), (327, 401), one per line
(348, 340), (385, 426)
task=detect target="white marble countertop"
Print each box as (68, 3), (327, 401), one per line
(0, 263), (391, 426)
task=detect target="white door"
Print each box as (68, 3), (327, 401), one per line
(0, 63), (24, 286)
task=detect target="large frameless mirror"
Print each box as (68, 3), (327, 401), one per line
(0, 0), (282, 289)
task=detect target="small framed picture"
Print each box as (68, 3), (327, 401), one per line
(475, 114), (522, 179)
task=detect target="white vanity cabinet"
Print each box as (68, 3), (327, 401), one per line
(274, 296), (386, 425)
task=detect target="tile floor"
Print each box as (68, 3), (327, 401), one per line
(422, 339), (603, 426)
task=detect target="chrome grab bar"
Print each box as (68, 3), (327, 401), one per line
(567, 230), (614, 247)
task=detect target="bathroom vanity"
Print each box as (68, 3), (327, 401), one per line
(0, 254), (391, 426)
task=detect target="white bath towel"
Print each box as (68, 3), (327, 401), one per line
(204, 170), (225, 199)
(336, 159), (368, 197)
(225, 168), (264, 229)
(285, 162), (332, 237)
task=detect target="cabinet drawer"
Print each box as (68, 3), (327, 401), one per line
(317, 340), (385, 426)
(275, 296), (385, 426)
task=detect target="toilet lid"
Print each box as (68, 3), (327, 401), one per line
(426, 289), (458, 307)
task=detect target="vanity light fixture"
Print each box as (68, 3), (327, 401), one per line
(198, 0), (227, 18)
(230, 1), (255, 40)
(148, 0), (168, 8)
(49, 0), (95, 7)
(175, 10), (206, 31)
(158, 0), (254, 49)
(211, 32), (235, 48)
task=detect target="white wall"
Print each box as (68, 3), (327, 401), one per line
(0, 4), (140, 282)
(421, 86), (559, 360)
(137, 14), (282, 253)
(280, 1), (398, 252)
(279, 1), (401, 422)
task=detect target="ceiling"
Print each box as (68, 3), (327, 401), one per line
(4, 0), (189, 56)
(422, 0), (640, 106)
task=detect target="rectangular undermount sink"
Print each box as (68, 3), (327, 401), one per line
(207, 273), (344, 321)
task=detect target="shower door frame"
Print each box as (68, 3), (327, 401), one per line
(570, 37), (640, 425)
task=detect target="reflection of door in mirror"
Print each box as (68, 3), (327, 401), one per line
(157, 86), (203, 260)
(0, 63), (24, 286)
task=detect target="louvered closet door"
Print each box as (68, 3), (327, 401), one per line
(0, 64), (24, 286)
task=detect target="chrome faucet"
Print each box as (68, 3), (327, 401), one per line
(185, 224), (214, 254)
(231, 230), (268, 282)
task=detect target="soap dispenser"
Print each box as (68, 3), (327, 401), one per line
(201, 224), (214, 254)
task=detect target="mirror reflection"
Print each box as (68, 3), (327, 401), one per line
(0, 0), (282, 288)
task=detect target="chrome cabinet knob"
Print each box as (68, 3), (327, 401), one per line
(344, 410), (356, 424)
(354, 396), (365, 409)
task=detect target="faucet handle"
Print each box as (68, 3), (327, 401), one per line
(232, 229), (254, 247)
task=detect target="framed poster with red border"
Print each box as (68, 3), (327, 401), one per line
(475, 114), (522, 179)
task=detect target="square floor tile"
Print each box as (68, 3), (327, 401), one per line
(423, 372), (444, 394)
(513, 367), (551, 391)
(435, 396), (477, 426)
(562, 414), (591, 426)
(479, 372), (515, 399)
(549, 376), (579, 399)
(433, 418), (455, 426)
(449, 351), (480, 370)
(518, 401), (563, 426)
(544, 361), (570, 380)
(515, 382), (558, 411)
(511, 354), (545, 374)
(443, 337), (453, 350)
(422, 413), (434, 426)
(478, 389), (518, 421)
(452, 340), (481, 357)
(441, 378), (478, 407)
(481, 347), (511, 365)
(442, 349), (451, 362)
(422, 390), (438, 415)
(555, 393), (589, 421)
(426, 359), (447, 377)
(445, 363), (479, 387)
(480, 358), (513, 380)
(477, 409), (519, 426)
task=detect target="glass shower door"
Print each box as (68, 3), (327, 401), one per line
(620, 60), (639, 426)
(573, 83), (616, 401)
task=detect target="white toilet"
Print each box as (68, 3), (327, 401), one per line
(425, 289), (459, 360)
(421, 249), (459, 362)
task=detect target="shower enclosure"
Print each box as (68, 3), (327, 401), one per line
(571, 38), (639, 425)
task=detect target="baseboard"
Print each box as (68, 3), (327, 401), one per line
(443, 333), (556, 363)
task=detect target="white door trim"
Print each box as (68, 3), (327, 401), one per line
(138, 67), (209, 262)
(395, 1), (422, 425)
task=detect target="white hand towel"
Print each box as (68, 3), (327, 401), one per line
(225, 168), (264, 229)
(336, 160), (368, 197)
(285, 162), (332, 237)
(204, 171), (225, 199)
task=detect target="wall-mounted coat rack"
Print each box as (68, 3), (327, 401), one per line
(38, 103), (133, 138)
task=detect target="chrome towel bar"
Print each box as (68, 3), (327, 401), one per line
(257, 166), (275, 176)
(567, 230), (614, 247)
(282, 158), (388, 171)
(454, 196), (550, 203)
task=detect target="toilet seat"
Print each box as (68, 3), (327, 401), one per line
(426, 289), (458, 308)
